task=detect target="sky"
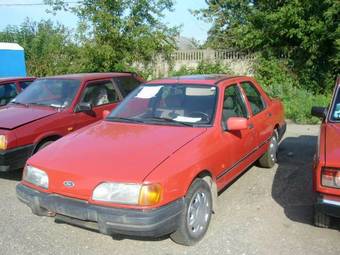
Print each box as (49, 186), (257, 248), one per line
(0, 0), (210, 42)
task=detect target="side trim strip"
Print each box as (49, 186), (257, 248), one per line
(216, 137), (271, 180)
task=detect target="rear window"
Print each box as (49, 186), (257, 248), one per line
(114, 76), (141, 96)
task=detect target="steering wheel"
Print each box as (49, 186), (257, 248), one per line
(187, 111), (210, 122)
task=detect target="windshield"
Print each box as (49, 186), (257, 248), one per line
(13, 79), (81, 108)
(330, 87), (340, 122)
(107, 84), (218, 126)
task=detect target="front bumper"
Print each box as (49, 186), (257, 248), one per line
(0, 144), (34, 172)
(315, 193), (340, 218)
(16, 183), (185, 237)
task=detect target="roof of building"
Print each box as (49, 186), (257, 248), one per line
(0, 43), (24, 51)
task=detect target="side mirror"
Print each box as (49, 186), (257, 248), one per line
(76, 102), (92, 112)
(311, 106), (327, 119)
(102, 110), (110, 119)
(226, 117), (249, 131)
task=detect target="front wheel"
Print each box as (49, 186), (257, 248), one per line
(258, 131), (278, 168)
(170, 179), (212, 246)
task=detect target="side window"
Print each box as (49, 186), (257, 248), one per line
(114, 76), (141, 96)
(19, 81), (33, 90)
(331, 88), (340, 121)
(80, 80), (118, 107)
(0, 83), (18, 106)
(222, 85), (248, 122)
(241, 82), (266, 115)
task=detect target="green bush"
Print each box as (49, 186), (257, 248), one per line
(254, 57), (331, 124)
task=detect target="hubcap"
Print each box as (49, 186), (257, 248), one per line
(269, 136), (278, 163)
(187, 191), (211, 237)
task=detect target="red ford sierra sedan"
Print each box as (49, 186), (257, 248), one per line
(311, 77), (340, 228)
(17, 75), (286, 245)
(0, 72), (143, 172)
(0, 77), (35, 106)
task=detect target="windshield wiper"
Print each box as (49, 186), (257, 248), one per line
(144, 116), (195, 127)
(106, 117), (145, 124)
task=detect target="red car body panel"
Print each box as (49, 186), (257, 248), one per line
(22, 75), (286, 210)
(314, 78), (340, 197)
(0, 72), (144, 172)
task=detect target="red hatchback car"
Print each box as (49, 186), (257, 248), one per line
(0, 72), (143, 172)
(17, 75), (286, 245)
(0, 77), (35, 106)
(311, 77), (340, 228)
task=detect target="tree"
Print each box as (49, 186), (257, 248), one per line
(45, 0), (179, 73)
(0, 19), (79, 76)
(196, 0), (339, 92)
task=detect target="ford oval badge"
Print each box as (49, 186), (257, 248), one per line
(63, 181), (75, 188)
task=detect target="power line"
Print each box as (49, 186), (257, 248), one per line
(0, 1), (81, 6)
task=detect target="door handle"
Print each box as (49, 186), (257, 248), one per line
(267, 112), (272, 117)
(248, 123), (254, 129)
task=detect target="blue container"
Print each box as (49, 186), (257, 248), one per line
(0, 43), (27, 78)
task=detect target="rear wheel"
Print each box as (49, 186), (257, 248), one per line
(258, 131), (278, 168)
(314, 208), (331, 228)
(170, 179), (212, 246)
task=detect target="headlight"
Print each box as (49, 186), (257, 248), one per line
(0, 135), (7, 150)
(92, 182), (162, 206)
(23, 165), (49, 189)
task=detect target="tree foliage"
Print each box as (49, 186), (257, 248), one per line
(45, 0), (178, 72)
(0, 19), (78, 76)
(197, 0), (339, 92)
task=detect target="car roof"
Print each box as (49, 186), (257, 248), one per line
(0, 77), (35, 84)
(39, 72), (136, 82)
(147, 74), (248, 85)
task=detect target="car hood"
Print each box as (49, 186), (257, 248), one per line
(28, 121), (207, 199)
(0, 105), (56, 130)
(325, 123), (340, 168)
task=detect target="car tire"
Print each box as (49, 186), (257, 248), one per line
(314, 208), (331, 228)
(36, 141), (54, 153)
(258, 131), (278, 168)
(170, 179), (212, 246)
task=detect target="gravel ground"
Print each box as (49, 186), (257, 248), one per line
(0, 123), (339, 255)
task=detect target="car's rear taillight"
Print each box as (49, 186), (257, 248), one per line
(321, 167), (340, 188)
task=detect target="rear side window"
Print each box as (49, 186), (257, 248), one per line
(80, 80), (119, 107)
(241, 82), (266, 115)
(19, 81), (33, 90)
(0, 83), (18, 106)
(114, 76), (141, 96)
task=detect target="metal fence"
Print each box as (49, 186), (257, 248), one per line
(171, 49), (255, 61)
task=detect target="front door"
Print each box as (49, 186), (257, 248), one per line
(215, 84), (258, 188)
(74, 79), (121, 129)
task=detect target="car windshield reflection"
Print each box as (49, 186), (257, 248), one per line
(107, 84), (218, 126)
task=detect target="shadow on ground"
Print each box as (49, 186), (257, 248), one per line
(272, 135), (340, 229)
(0, 168), (22, 181)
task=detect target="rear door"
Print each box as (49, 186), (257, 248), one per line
(73, 79), (122, 129)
